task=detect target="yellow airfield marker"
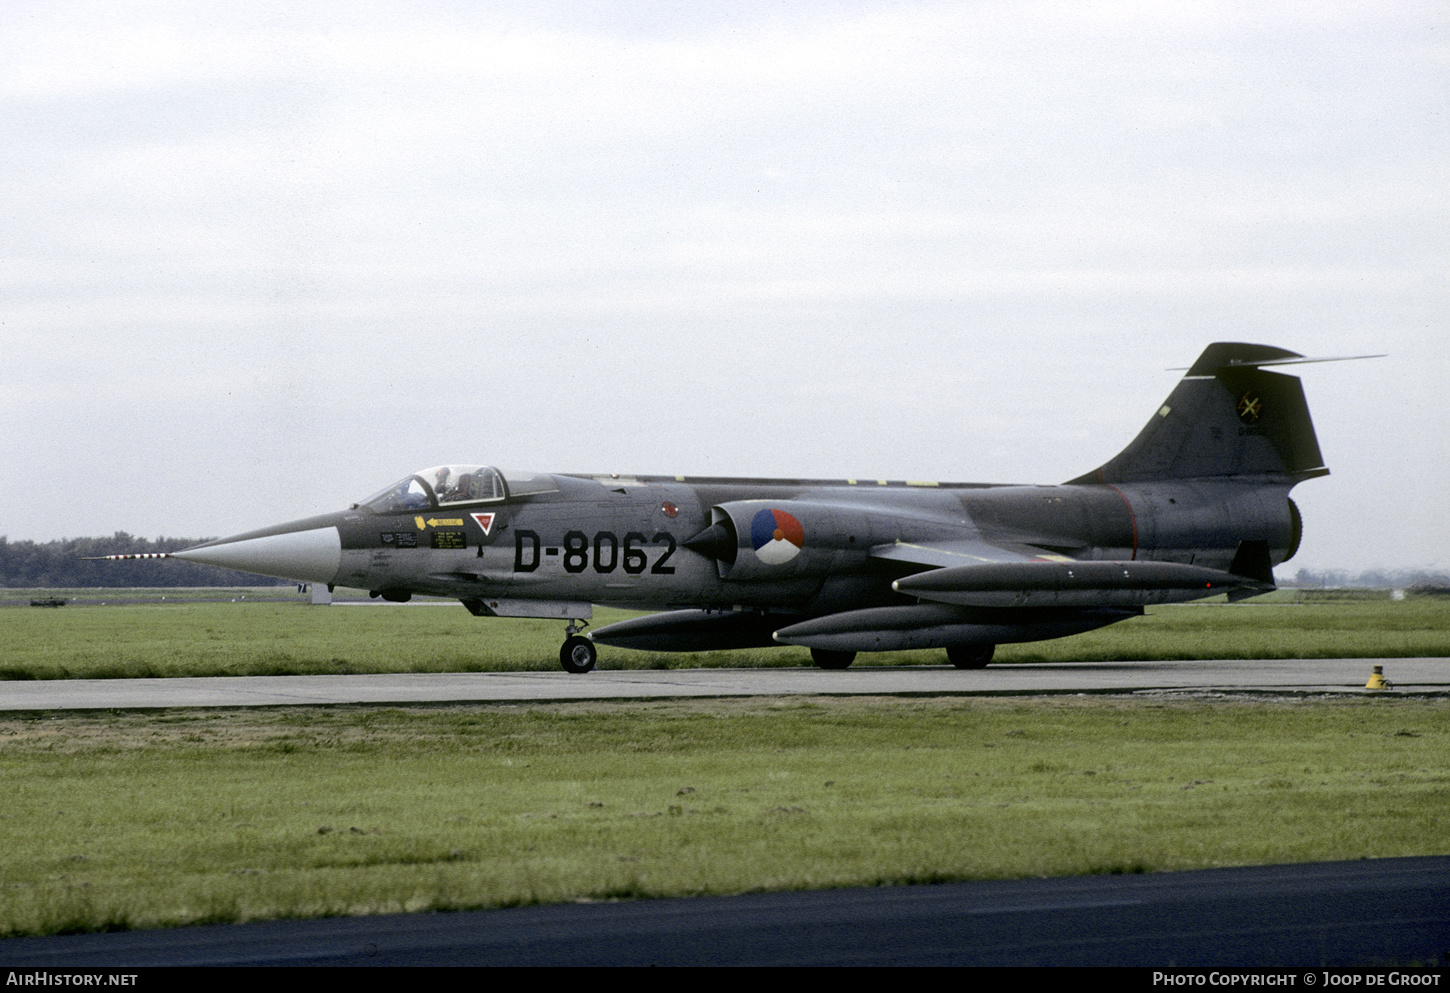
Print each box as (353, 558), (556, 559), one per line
(1365, 665), (1392, 690)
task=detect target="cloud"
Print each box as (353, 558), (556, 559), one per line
(0, 1), (1444, 570)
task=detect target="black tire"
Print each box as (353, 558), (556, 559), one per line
(560, 636), (598, 673)
(811, 648), (856, 670)
(947, 644), (994, 669)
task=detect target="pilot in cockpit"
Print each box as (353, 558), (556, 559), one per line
(433, 467), (454, 502)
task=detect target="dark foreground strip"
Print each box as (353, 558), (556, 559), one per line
(2, 856), (1447, 969)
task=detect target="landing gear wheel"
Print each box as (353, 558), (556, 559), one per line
(947, 644), (994, 669)
(811, 648), (856, 670)
(560, 636), (597, 674)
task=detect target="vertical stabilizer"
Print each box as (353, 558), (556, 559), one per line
(1068, 343), (1327, 484)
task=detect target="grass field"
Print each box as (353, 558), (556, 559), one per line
(2, 588), (1445, 939)
(1, 588), (1448, 680)
(1, 695), (1446, 937)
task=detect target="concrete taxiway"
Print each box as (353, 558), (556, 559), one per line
(0, 658), (1444, 710)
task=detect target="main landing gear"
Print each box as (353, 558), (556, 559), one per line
(947, 644), (995, 669)
(559, 618), (597, 674)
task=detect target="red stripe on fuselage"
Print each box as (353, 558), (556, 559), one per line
(1104, 484), (1138, 560)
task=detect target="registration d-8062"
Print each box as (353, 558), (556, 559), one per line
(512, 530), (676, 575)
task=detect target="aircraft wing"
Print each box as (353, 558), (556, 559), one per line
(869, 537), (1072, 570)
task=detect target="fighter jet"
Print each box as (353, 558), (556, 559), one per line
(161, 342), (1357, 672)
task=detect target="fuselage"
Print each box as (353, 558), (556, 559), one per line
(176, 470), (1298, 617)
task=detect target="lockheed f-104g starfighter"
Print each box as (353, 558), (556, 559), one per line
(152, 342), (1362, 672)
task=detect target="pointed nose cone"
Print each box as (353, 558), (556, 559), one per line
(172, 519), (343, 585)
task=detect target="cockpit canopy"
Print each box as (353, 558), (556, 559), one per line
(359, 465), (558, 513)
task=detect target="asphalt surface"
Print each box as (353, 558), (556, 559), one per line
(0, 657), (1444, 710)
(3, 856), (1446, 966)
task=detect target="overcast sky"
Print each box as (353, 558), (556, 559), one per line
(3, 1), (1445, 574)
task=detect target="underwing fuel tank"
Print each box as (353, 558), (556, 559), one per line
(893, 560), (1266, 609)
(771, 604), (1138, 652)
(589, 609), (785, 651)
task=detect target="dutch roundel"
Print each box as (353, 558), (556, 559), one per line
(751, 508), (805, 565)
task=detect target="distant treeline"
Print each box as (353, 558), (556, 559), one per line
(0, 534), (289, 588)
(1289, 567), (1450, 591)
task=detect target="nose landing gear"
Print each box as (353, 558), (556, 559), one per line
(560, 619), (597, 673)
